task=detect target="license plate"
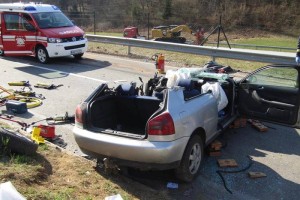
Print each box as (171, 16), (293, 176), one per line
(71, 49), (82, 55)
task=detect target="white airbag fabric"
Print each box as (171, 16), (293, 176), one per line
(201, 82), (228, 111)
(0, 181), (26, 200)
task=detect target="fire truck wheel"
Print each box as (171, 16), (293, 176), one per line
(36, 46), (49, 64)
(74, 53), (84, 59)
(0, 49), (4, 56)
(0, 127), (38, 156)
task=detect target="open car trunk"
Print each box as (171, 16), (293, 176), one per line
(89, 95), (163, 137)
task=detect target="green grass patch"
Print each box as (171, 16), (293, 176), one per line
(232, 36), (297, 48)
(86, 31), (123, 37)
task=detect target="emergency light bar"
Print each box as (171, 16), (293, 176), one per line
(0, 2), (60, 12)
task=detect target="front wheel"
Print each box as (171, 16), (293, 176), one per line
(74, 53), (84, 59)
(0, 49), (4, 56)
(36, 46), (49, 64)
(175, 134), (203, 182)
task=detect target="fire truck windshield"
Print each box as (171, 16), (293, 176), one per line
(32, 12), (74, 29)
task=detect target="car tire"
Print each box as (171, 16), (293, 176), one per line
(0, 127), (38, 156)
(74, 53), (84, 59)
(36, 46), (49, 64)
(0, 49), (4, 56)
(175, 134), (203, 182)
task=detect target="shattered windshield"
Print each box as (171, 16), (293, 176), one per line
(32, 12), (74, 29)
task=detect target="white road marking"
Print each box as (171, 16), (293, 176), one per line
(32, 65), (107, 83)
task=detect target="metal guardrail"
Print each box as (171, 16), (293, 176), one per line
(86, 34), (296, 65)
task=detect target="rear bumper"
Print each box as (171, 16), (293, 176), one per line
(46, 39), (88, 57)
(73, 126), (189, 170)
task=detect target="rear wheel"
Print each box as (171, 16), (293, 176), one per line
(74, 53), (84, 59)
(36, 46), (49, 64)
(175, 134), (203, 182)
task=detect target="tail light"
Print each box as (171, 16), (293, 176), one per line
(147, 112), (175, 135)
(75, 105), (83, 127)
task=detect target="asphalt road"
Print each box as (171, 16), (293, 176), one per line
(0, 53), (299, 200)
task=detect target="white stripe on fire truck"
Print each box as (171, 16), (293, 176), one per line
(5, 51), (32, 54)
(25, 36), (36, 39)
(37, 36), (47, 41)
(3, 35), (15, 39)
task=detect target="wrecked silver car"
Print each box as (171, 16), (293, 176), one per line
(73, 64), (300, 182)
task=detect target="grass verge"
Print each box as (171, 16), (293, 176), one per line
(0, 122), (167, 200)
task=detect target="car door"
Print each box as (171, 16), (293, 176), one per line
(2, 12), (36, 55)
(237, 64), (300, 126)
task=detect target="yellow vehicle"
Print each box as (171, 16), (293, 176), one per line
(151, 25), (193, 43)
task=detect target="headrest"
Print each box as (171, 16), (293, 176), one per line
(115, 83), (136, 96)
(177, 79), (194, 91)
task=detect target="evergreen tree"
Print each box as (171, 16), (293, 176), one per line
(162, 0), (172, 20)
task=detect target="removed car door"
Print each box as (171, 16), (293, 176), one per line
(238, 64), (300, 126)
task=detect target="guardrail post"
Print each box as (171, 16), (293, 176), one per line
(128, 46), (131, 55)
(212, 56), (216, 61)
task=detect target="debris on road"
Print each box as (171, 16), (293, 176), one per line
(167, 182), (178, 189)
(5, 100), (27, 114)
(230, 117), (247, 129)
(34, 83), (63, 90)
(38, 125), (56, 139)
(0, 127), (38, 156)
(105, 194), (123, 200)
(0, 181), (26, 200)
(8, 81), (31, 87)
(31, 126), (45, 144)
(0, 114), (29, 131)
(0, 85), (43, 109)
(217, 156), (254, 194)
(209, 151), (222, 157)
(218, 159), (238, 167)
(248, 172), (267, 179)
(209, 140), (222, 156)
(248, 119), (268, 132)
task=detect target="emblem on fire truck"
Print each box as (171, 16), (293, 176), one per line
(16, 37), (25, 46)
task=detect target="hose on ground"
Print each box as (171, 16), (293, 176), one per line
(216, 155), (253, 194)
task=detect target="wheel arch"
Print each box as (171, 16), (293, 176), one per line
(178, 127), (206, 162)
(190, 127), (206, 146)
(34, 43), (47, 54)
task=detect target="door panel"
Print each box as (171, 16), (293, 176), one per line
(3, 13), (36, 55)
(238, 65), (300, 125)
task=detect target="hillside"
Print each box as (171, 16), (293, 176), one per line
(43, 0), (299, 36)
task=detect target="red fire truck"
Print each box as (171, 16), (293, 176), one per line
(0, 2), (88, 63)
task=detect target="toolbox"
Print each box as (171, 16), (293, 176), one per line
(5, 100), (27, 114)
(38, 125), (56, 139)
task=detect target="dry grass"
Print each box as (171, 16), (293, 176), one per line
(88, 42), (266, 73)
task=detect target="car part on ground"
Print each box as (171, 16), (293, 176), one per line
(0, 127), (38, 156)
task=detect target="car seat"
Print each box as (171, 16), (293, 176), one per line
(177, 79), (200, 99)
